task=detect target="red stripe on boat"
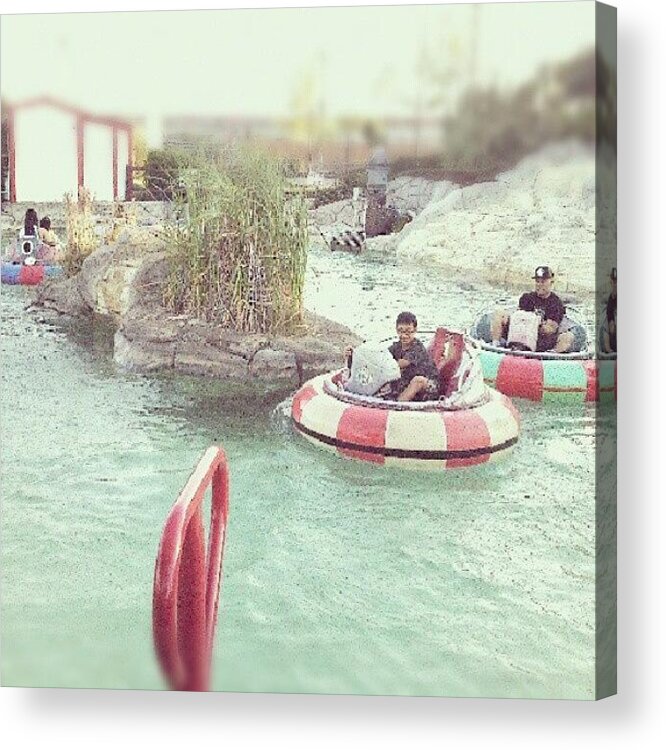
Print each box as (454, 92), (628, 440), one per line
(442, 410), (491, 468)
(336, 405), (388, 465)
(496, 355), (544, 401)
(583, 360), (599, 402)
(291, 385), (317, 423)
(19, 265), (45, 285)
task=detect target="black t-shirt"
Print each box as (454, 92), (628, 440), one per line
(388, 338), (439, 388)
(518, 291), (565, 325)
(606, 294), (616, 326)
(606, 293), (617, 350)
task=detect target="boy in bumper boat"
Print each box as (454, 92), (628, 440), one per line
(344, 311), (440, 402)
(490, 266), (575, 353)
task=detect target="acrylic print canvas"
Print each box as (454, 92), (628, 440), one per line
(0, 1), (616, 699)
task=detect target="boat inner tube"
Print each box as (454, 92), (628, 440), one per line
(470, 311), (616, 403)
(291, 372), (521, 471)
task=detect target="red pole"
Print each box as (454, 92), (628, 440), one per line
(126, 126), (134, 201)
(76, 115), (85, 193)
(205, 463), (230, 652)
(153, 447), (230, 691)
(7, 108), (16, 202)
(112, 127), (118, 201)
(177, 507), (208, 690)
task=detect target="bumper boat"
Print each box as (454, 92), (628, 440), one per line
(470, 310), (616, 403)
(2, 234), (63, 286)
(291, 329), (521, 471)
(1, 260), (63, 285)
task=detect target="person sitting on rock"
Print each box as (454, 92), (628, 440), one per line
(489, 266), (575, 353)
(602, 267), (617, 353)
(344, 311), (440, 402)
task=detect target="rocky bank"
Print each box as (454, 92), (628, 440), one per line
(308, 141), (614, 296)
(34, 225), (360, 388)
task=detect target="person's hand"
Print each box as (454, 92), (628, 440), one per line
(609, 321), (616, 334)
(541, 320), (558, 335)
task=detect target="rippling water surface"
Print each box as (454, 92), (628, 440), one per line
(1, 249), (611, 698)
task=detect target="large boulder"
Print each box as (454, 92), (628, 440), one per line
(392, 141), (599, 294)
(36, 225), (167, 319)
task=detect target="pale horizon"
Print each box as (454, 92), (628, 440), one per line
(2, 2), (595, 146)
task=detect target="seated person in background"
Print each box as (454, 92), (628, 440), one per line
(24, 208), (39, 237)
(603, 267), (617, 353)
(38, 217), (58, 246)
(490, 266), (574, 353)
(35, 217), (61, 264)
(344, 311), (440, 402)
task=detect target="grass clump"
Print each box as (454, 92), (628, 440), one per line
(163, 147), (308, 335)
(63, 187), (100, 277)
(104, 201), (137, 244)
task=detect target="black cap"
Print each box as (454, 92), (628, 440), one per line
(533, 266), (554, 280)
(610, 267), (617, 281)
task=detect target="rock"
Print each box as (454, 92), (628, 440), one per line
(36, 274), (91, 317)
(309, 198), (356, 229)
(249, 349), (298, 384)
(392, 140), (599, 294)
(120, 305), (180, 343)
(114, 330), (175, 372)
(173, 341), (249, 379)
(222, 332), (271, 360)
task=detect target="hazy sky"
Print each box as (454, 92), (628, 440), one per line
(1, 2), (594, 143)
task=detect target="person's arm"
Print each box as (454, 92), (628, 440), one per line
(542, 298), (565, 333)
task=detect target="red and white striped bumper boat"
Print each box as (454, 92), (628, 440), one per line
(291, 371), (520, 472)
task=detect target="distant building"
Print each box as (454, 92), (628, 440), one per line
(2, 96), (134, 202)
(162, 114), (443, 172)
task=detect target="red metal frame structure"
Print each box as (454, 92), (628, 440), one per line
(153, 446), (230, 691)
(2, 96), (134, 202)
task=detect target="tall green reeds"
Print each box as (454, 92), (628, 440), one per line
(163, 147), (308, 334)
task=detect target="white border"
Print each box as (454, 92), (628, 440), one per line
(2, 1), (664, 748)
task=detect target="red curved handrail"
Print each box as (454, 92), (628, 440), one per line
(153, 446), (230, 691)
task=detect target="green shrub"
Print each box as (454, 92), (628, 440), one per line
(144, 148), (183, 201)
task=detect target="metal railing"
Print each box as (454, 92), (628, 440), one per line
(153, 446), (230, 691)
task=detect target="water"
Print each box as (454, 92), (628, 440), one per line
(0, 248), (609, 698)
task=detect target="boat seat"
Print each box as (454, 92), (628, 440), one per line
(427, 327), (466, 398)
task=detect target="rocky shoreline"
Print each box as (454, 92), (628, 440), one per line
(33, 225), (360, 388)
(26, 140), (611, 383)
(308, 141), (612, 297)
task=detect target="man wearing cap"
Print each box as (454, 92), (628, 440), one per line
(490, 266), (575, 353)
(602, 267), (617, 353)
